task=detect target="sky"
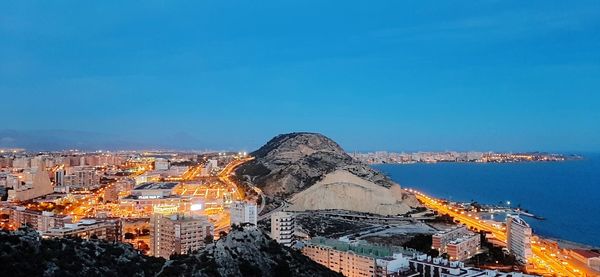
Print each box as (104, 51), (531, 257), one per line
(1, 1), (600, 152)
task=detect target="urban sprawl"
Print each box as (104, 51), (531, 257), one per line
(351, 151), (574, 164)
(0, 148), (597, 277)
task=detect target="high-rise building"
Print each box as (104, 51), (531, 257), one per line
(149, 213), (214, 259)
(506, 215), (532, 263)
(63, 166), (100, 189)
(230, 201), (257, 226)
(54, 168), (65, 186)
(271, 211), (295, 247)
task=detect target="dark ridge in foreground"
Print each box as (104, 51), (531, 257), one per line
(0, 226), (340, 277)
(0, 228), (164, 276)
(160, 224), (342, 277)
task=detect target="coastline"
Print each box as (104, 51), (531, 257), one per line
(374, 160), (600, 249)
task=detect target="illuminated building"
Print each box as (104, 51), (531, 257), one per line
(408, 254), (536, 277)
(506, 215), (532, 264)
(120, 182), (189, 214)
(10, 206), (71, 231)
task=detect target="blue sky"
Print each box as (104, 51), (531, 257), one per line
(1, 1), (599, 152)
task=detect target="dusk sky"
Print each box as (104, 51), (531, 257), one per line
(1, 1), (599, 152)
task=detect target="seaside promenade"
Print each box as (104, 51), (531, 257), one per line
(411, 189), (596, 277)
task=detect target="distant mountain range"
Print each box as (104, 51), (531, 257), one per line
(0, 129), (215, 151)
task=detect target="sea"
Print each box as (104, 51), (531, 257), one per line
(373, 154), (600, 248)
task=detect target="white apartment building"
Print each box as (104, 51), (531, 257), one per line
(506, 215), (532, 264)
(8, 169), (54, 202)
(230, 201), (257, 226)
(150, 213), (214, 259)
(271, 211), (295, 246)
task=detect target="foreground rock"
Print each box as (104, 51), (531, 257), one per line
(159, 224), (342, 277)
(1, 226), (340, 277)
(236, 132), (420, 215)
(0, 228), (164, 276)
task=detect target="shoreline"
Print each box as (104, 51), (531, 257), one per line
(369, 160), (580, 165)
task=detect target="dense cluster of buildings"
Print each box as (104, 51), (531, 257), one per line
(10, 205), (122, 242)
(301, 237), (535, 277)
(351, 151), (569, 164)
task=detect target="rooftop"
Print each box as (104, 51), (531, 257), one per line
(307, 237), (408, 259)
(133, 182), (178, 190)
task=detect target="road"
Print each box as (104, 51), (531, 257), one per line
(217, 157), (254, 201)
(413, 190), (592, 277)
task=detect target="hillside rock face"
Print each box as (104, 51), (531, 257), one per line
(236, 132), (420, 215)
(159, 225), (342, 277)
(288, 170), (418, 215)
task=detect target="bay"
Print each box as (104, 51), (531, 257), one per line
(374, 154), (600, 247)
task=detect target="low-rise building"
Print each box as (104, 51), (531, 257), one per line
(120, 182), (188, 214)
(10, 206), (70, 232)
(301, 237), (412, 277)
(566, 249), (600, 270)
(43, 219), (122, 242)
(408, 254), (536, 277)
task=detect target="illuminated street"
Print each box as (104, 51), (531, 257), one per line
(411, 190), (596, 277)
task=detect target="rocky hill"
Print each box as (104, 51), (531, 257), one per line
(1, 226), (340, 277)
(0, 228), (164, 276)
(235, 132), (420, 215)
(159, 224), (342, 277)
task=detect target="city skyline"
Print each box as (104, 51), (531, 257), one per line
(2, 1), (600, 152)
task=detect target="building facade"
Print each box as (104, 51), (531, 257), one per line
(271, 211), (295, 246)
(506, 215), (532, 264)
(230, 201), (257, 226)
(43, 219), (122, 242)
(149, 213), (214, 259)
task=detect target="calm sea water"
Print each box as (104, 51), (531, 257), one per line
(373, 154), (600, 247)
